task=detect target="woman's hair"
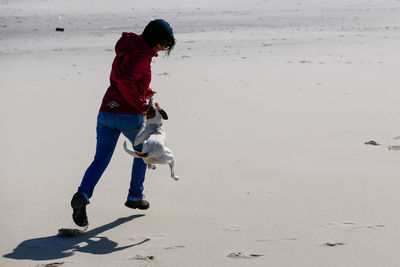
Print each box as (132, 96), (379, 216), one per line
(142, 19), (176, 55)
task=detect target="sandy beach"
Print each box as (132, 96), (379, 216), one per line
(1, 0), (400, 266)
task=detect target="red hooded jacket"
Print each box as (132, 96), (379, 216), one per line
(100, 32), (156, 114)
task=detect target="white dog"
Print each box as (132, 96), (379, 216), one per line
(123, 101), (179, 181)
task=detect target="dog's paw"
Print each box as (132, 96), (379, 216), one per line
(148, 164), (156, 170)
(171, 176), (180, 181)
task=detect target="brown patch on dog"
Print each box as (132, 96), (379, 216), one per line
(155, 102), (162, 110)
(151, 132), (162, 135)
(135, 151), (148, 158)
(146, 106), (156, 119)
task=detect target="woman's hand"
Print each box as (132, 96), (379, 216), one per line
(146, 91), (156, 99)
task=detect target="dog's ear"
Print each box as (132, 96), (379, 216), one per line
(159, 109), (168, 120)
(155, 102), (168, 120)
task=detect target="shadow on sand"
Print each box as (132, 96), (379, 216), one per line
(3, 215), (149, 261)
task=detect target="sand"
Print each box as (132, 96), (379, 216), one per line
(1, 0), (400, 266)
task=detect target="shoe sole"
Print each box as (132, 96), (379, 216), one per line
(71, 197), (88, 227)
(125, 201), (149, 210)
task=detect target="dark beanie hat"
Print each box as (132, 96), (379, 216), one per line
(152, 19), (173, 36)
(142, 19), (175, 54)
(142, 19), (173, 40)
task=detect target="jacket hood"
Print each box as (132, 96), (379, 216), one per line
(115, 32), (157, 57)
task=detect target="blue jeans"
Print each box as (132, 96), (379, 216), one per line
(77, 112), (147, 203)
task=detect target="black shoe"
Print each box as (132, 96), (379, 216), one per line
(71, 193), (88, 227)
(125, 199), (150, 210)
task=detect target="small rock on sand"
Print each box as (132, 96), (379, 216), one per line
(130, 255), (155, 261)
(325, 242), (345, 247)
(365, 140), (380, 145)
(228, 252), (264, 259)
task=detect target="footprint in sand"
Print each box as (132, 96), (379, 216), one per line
(156, 72), (170, 76)
(280, 237), (298, 241)
(128, 234), (167, 242)
(130, 255), (155, 261)
(36, 262), (65, 267)
(325, 242), (345, 247)
(228, 252), (264, 259)
(164, 245), (185, 250)
(222, 226), (243, 232)
(318, 222), (385, 231)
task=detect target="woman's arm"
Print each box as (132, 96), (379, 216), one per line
(116, 54), (152, 113)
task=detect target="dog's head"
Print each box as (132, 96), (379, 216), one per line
(145, 102), (168, 124)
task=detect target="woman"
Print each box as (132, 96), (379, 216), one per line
(71, 19), (176, 227)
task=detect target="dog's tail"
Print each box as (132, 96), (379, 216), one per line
(123, 141), (148, 158)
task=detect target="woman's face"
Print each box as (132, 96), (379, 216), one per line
(153, 44), (166, 52)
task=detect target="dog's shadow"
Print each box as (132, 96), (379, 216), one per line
(3, 214), (149, 261)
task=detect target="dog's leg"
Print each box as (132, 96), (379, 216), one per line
(168, 159), (179, 181)
(148, 164), (156, 170)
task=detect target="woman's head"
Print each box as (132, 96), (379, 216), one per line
(142, 19), (175, 55)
